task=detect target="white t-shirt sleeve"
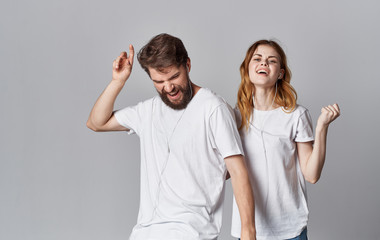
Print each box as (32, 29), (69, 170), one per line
(295, 109), (314, 142)
(233, 107), (243, 129)
(114, 102), (143, 135)
(209, 104), (244, 159)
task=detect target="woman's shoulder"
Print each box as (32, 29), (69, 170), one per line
(276, 104), (311, 122)
(294, 104), (309, 113)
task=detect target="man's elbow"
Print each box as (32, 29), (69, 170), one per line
(86, 120), (101, 132)
(306, 176), (320, 184)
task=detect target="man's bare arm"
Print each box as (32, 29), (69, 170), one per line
(87, 45), (134, 132)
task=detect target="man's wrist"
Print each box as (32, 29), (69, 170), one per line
(110, 79), (126, 89)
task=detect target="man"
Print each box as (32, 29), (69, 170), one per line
(87, 33), (255, 240)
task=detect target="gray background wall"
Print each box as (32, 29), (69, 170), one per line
(1, 0), (379, 239)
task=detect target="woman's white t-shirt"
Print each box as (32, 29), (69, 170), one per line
(231, 105), (314, 240)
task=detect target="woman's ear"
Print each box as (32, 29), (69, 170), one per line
(279, 69), (285, 79)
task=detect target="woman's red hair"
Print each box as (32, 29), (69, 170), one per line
(237, 40), (297, 130)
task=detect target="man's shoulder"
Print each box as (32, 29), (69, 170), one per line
(131, 96), (159, 109)
(192, 88), (234, 120)
(116, 97), (159, 118)
(196, 88), (230, 109)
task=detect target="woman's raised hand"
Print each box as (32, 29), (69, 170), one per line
(317, 103), (341, 127)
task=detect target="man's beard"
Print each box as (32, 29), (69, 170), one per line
(158, 79), (193, 110)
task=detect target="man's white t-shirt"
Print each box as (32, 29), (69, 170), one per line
(231, 105), (314, 240)
(115, 88), (243, 240)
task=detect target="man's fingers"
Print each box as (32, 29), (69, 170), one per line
(114, 56), (122, 70)
(113, 59), (117, 70)
(113, 48), (133, 71)
(120, 51), (127, 58)
(128, 45), (135, 64)
(114, 52), (128, 70)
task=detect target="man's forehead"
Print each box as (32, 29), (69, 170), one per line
(149, 64), (178, 73)
(149, 65), (181, 79)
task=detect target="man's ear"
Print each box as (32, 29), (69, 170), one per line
(186, 58), (191, 72)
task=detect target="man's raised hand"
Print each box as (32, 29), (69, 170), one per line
(112, 44), (134, 84)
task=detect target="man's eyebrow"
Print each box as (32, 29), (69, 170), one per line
(152, 79), (164, 83)
(151, 72), (180, 83)
(168, 72), (180, 80)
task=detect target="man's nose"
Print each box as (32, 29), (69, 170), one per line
(164, 82), (174, 93)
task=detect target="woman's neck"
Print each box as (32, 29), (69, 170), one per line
(253, 86), (278, 111)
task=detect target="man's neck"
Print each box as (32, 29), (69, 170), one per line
(191, 83), (201, 97)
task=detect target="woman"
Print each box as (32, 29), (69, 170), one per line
(231, 40), (340, 240)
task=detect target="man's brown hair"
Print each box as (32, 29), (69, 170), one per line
(137, 33), (189, 76)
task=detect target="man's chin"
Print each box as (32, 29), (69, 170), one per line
(159, 85), (191, 110)
(160, 96), (187, 110)
(165, 101), (188, 110)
